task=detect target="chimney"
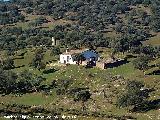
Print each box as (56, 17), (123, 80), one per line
(52, 37), (56, 46)
(66, 48), (69, 53)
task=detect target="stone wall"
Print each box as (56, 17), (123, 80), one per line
(81, 61), (88, 66)
(96, 62), (105, 69)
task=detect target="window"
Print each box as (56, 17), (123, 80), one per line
(67, 56), (70, 62)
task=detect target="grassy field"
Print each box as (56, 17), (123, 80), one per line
(0, 48), (160, 120)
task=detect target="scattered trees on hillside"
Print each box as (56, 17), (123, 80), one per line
(49, 79), (91, 111)
(30, 48), (46, 70)
(0, 3), (25, 25)
(27, 36), (51, 47)
(0, 0), (160, 75)
(140, 45), (157, 58)
(74, 90), (91, 111)
(0, 68), (45, 94)
(132, 55), (150, 75)
(151, 2), (160, 32)
(117, 81), (150, 110)
(68, 87), (91, 111)
(29, 16), (48, 27)
(10, 0), (159, 33)
(51, 79), (73, 96)
(0, 67), (17, 94)
(50, 47), (61, 56)
(0, 19), (158, 53)
(1, 57), (15, 70)
(17, 70), (45, 93)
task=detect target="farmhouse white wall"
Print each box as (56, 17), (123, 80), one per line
(60, 54), (76, 64)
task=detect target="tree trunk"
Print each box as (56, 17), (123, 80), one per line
(81, 101), (86, 112)
(102, 89), (107, 98)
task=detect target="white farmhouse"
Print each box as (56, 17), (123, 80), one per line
(59, 48), (100, 65)
(60, 54), (76, 64)
(59, 49), (86, 64)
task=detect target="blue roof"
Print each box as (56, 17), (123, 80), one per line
(82, 50), (99, 60)
(1, 0), (10, 1)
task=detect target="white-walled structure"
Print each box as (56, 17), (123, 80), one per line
(59, 49), (88, 64)
(59, 48), (100, 65)
(60, 54), (77, 64)
(51, 37), (56, 46)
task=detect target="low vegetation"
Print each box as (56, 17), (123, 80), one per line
(0, 0), (160, 120)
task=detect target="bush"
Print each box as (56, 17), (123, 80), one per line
(117, 80), (149, 109)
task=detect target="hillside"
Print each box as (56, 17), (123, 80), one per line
(0, 0), (160, 120)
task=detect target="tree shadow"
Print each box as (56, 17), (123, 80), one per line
(148, 34), (157, 38)
(143, 34), (157, 42)
(125, 54), (137, 59)
(132, 99), (160, 112)
(39, 85), (51, 91)
(18, 51), (27, 56)
(43, 68), (58, 74)
(105, 59), (130, 68)
(13, 56), (24, 60)
(149, 64), (156, 68)
(38, 26), (49, 29)
(14, 65), (25, 69)
(147, 70), (160, 75)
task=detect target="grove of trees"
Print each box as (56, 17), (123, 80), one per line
(0, 0), (159, 52)
(117, 80), (150, 111)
